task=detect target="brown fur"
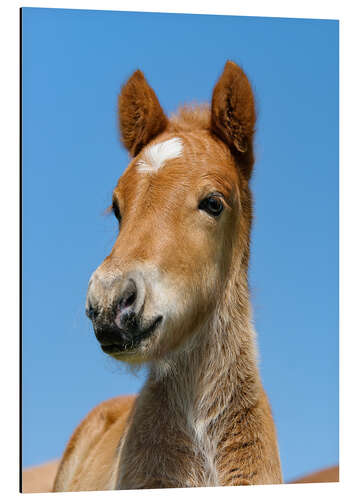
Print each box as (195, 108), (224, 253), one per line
(54, 61), (283, 490)
(118, 69), (168, 156)
(211, 61), (256, 180)
(53, 396), (135, 491)
(22, 459), (339, 493)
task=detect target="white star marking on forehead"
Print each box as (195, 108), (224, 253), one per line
(136, 137), (184, 173)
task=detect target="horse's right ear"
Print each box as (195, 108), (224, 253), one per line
(118, 70), (168, 157)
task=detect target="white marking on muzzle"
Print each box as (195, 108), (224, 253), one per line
(137, 137), (183, 173)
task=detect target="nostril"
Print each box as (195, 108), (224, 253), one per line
(118, 279), (137, 313)
(122, 289), (137, 309)
(86, 303), (99, 321)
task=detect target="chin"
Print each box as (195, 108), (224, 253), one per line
(109, 328), (165, 364)
(111, 350), (146, 364)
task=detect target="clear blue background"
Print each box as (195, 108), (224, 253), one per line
(22, 8), (339, 482)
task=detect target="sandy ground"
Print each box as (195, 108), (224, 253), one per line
(22, 460), (60, 493)
(21, 460), (339, 493)
(291, 465), (339, 484)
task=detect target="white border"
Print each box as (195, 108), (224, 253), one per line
(1, 1), (356, 499)
(7, 0), (345, 19)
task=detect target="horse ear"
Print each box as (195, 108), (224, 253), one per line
(211, 61), (256, 180)
(118, 70), (168, 157)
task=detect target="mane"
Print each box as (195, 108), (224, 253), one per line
(168, 104), (211, 133)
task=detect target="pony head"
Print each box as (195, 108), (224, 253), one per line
(86, 61), (256, 363)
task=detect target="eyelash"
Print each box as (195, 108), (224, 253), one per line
(112, 201), (122, 223)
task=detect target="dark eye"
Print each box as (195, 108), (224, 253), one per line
(112, 200), (122, 224)
(198, 195), (224, 217)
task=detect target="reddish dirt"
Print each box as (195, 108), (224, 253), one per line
(290, 465), (339, 484)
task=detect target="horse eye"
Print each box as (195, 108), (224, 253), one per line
(198, 195), (224, 217)
(112, 201), (122, 223)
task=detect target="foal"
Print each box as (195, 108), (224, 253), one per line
(54, 61), (283, 491)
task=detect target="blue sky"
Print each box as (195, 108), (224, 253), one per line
(22, 8), (338, 482)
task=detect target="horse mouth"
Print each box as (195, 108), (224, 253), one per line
(100, 316), (163, 355)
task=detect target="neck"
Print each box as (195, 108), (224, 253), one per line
(117, 262), (266, 489)
(148, 265), (261, 428)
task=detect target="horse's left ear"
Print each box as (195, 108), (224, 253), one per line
(211, 61), (256, 180)
(118, 70), (168, 157)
